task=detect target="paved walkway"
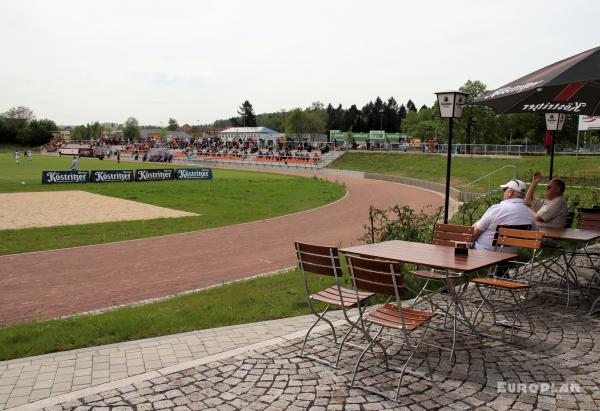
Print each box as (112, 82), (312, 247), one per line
(0, 311), (351, 409)
(0, 172), (445, 325)
(2, 287), (600, 410)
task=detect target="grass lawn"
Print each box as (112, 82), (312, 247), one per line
(0, 154), (345, 255)
(0, 268), (340, 361)
(329, 152), (600, 191)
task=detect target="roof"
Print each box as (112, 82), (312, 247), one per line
(220, 127), (279, 134)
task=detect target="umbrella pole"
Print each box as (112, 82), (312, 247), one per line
(549, 130), (556, 180)
(444, 118), (453, 224)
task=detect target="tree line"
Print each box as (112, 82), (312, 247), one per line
(216, 80), (598, 145)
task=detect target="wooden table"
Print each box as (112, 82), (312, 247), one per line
(341, 240), (519, 350)
(341, 240), (517, 272)
(537, 226), (600, 242)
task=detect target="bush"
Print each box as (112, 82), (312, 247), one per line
(362, 204), (442, 244)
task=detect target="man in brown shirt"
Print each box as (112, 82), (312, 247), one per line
(525, 172), (568, 227)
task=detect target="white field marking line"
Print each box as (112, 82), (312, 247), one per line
(0, 178), (349, 258)
(8, 317), (352, 411)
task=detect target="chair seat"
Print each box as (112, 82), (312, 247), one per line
(365, 303), (434, 331)
(471, 277), (530, 289)
(410, 269), (461, 280)
(311, 286), (373, 308)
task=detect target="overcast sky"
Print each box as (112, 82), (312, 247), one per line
(0, 0), (598, 126)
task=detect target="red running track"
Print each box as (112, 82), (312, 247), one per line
(0, 174), (444, 325)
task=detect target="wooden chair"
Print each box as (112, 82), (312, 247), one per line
(578, 208), (600, 230)
(471, 228), (543, 340)
(574, 208), (600, 310)
(565, 211), (575, 228)
(409, 224), (474, 359)
(345, 254), (435, 402)
(295, 242), (373, 368)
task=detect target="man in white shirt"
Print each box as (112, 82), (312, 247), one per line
(525, 172), (568, 227)
(472, 179), (538, 252)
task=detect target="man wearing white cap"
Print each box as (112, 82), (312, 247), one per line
(472, 179), (537, 252)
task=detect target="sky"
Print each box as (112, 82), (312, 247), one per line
(0, 0), (598, 126)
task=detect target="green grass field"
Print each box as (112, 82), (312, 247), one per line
(0, 154), (345, 255)
(329, 152), (600, 191)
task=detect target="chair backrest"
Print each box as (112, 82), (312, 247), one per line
(492, 224), (532, 247)
(432, 223), (474, 247)
(565, 211), (575, 228)
(578, 208), (600, 230)
(345, 255), (404, 297)
(295, 242), (341, 277)
(497, 227), (544, 250)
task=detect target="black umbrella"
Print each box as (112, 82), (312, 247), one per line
(472, 46), (600, 178)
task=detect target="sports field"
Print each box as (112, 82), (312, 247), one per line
(0, 154), (345, 255)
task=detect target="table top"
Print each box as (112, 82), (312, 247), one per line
(537, 226), (600, 242)
(340, 240), (517, 272)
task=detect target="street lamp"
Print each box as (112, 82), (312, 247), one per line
(435, 91), (468, 223)
(545, 113), (565, 180)
(379, 109), (384, 131)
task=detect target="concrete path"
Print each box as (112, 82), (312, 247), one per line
(0, 173), (444, 325)
(0, 311), (351, 410)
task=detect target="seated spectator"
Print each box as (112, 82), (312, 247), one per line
(472, 179), (537, 252)
(525, 172), (568, 227)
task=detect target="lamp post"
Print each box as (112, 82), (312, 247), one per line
(436, 91), (468, 223)
(544, 113), (565, 180)
(379, 109), (384, 131)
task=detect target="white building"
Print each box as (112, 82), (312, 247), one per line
(218, 127), (283, 142)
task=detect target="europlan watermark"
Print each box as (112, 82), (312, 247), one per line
(497, 381), (582, 394)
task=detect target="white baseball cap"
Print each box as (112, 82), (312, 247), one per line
(500, 179), (526, 194)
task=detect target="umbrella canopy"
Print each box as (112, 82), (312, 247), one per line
(472, 46), (600, 115)
(472, 46), (600, 179)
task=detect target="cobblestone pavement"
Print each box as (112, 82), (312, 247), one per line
(31, 291), (600, 411)
(0, 313), (345, 410)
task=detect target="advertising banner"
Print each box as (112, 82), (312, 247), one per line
(135, 169), (175, 181)
(90, 170), (134, 183)
(578, 115), (600, 131)
(175, 168), (213, 180)
(42, 171), (89, 184)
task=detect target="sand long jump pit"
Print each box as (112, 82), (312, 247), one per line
(0, 191), (198, 230)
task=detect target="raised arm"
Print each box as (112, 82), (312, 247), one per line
(525, 171), (542, 206)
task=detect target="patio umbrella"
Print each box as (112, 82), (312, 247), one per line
(472, 45), (600, 178)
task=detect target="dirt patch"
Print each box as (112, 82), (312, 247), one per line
(0, 191), (197, 230)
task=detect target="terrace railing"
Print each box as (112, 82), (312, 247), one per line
(460, 164), (517, 196)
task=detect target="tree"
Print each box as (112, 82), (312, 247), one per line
(3, 106), (35, 122)
(167, 118), (179, 131)
(71, 125), (87, 141)
(0, 117), (18, 144)
(257, 110), (287, 132)
(284, 108), (326, 136)
(123, 117), (140, 141)
(406, 100), (417, 113)
(16, 119), (57, 146)
(398, 104), (407, 131)
(2, 106), (35, 142)
(237, 100), (257, 127)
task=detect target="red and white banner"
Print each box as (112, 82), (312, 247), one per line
(578, 115), (600, 131)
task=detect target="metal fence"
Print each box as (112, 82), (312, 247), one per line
(356, 143), (600, 155)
